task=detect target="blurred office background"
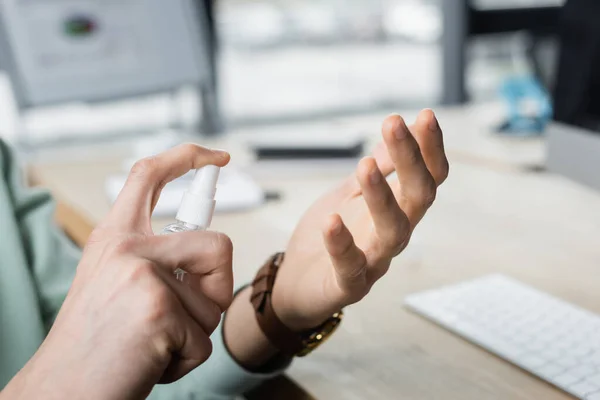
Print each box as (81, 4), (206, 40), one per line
(217, 0), (560, 125)
(0, 0), (566, 142)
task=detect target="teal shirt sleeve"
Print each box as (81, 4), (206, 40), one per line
(0, 140), (80, 329)
(0, 139), (81, 388)
(0, 140), (289, 397)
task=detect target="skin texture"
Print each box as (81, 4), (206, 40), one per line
(225, 110), (449, 368)
(1, 110), (449, 397)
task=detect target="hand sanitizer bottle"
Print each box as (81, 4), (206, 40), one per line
(161, 165), (220, 281)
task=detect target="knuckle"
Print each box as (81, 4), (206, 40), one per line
(196, 338), (213, 364)
(129, 259), (156, 280)
(405, 144), (422, 166)
(382, 188), (398, 209)
(112, 235), (142, 256)
(390, 228), (412, 256)
(205, 303), (223, 333)
(383, 114), (405, 134)
(438, 159), (450, 183)
(418, 175), (437, 208)
(221, 291), (234, 312)
(140, 279), (175, 324)
(381, 216), (411, 256)
(339, 235), (356, 256)
(329, 233), (354, 258)
(387, 227), (406, 250)
(211, 233), (233, 260)
(181, 142), (200, 153)
(130, 157), (158, 179)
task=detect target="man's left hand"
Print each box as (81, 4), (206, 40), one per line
(272, 109), (449, 331)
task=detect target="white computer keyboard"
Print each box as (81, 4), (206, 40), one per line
(405, 275), (600, 399)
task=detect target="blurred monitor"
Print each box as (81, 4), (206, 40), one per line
(552, 0), (600, 133)
(547, 0), (600, 190)
(0, 0), (210, 110)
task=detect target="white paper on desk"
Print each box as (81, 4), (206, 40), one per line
(105, 167), (265, 216)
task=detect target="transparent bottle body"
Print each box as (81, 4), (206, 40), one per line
(161, 220), (204, 282)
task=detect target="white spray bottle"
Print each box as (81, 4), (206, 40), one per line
(161, 165), (220, 281)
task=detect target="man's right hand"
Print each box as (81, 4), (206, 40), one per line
(3, 144), (233, 400)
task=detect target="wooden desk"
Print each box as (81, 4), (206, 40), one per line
(29, 107), (600, 399)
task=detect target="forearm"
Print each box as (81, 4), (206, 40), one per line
(223, 287), (282, 370)
(1, 350), (81, 400)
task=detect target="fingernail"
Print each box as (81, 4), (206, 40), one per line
(369, 168), (381, 185)
(212, 149), (229, 157)
(395, 122), (408, 141)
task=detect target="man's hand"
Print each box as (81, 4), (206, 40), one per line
(224, 110), (449, 369)
(274, 110), (449, 330)
(3, 145), (233, 400)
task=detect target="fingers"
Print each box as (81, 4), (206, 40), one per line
(412, 109), (449, 186)
(134, 231), (234, 312)
(381, 114), (438, 226)
(322, 214), (368, 294)
(372, 110), (446, 180)
(153, 265), (223, 336)
(356, 157), (411, 262)
(129, 268), (214, 384)
(106, 144), (230, 232)
(159, 309), (213, 383)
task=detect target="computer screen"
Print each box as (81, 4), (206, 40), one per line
(0, 0), (209, 108)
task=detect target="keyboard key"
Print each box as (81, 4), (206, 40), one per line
(519, 354), (548, 369)
(486, 338), (525, 359)
(566, 365), (598, 379)
(569, 380), (599, 397)
(586, 391), (600, 400)
(587, 373), (600, 387)
(537, 363), (565, 379)
(569, 346), (594, 359)
(555, 356), (582, 370)
(586, 354), (600, 367)
(539, 347), (564, 362)
(524, 340), (547, 353)
(554, 372), (583, 387)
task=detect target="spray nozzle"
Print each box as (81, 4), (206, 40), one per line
(190, 166), (220, 198)
(176, 165), (221, 229)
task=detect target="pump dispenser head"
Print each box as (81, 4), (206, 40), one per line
(176, 166), (220, 229)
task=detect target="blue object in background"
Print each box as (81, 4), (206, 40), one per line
(498, 75), (553, 136)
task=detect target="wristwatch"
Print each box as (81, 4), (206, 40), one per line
(250, 253), (343, 357)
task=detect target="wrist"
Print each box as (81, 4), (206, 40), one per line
(223, 287), (283, 370)
(271, 261), (340, 332)
(224, 254), (344, 366)
(271, 283), (318, 332)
